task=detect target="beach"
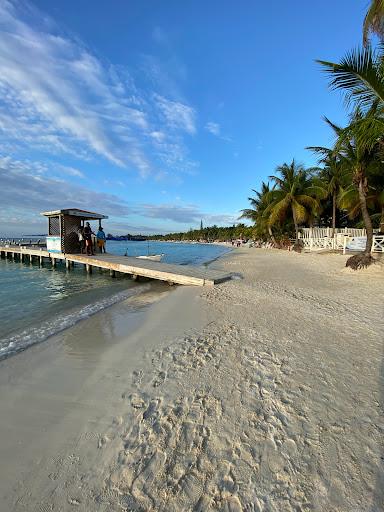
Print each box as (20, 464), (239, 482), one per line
(0, 248), (383, 511)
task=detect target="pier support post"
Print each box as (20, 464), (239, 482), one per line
(86, 264), (92, 273)
(132, 274), (139, 281)
(66, 259), (71, 270)
(109, 269), (116, 278)
(29, 254), (33, 264)
(51, 257), (56, 268)
(39, 256), (43, 266)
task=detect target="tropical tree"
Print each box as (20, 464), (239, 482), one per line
(363, 0), (384, 45)
(266, 160), (320, 249)
(240, 182), (277, 242)
(307, 137), (346, 236)
(332, 114), (382, 267)
(317, 43), (384, 267)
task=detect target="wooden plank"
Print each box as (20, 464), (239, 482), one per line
(0, 247), (231, 286)
(65, 254), (229, 286)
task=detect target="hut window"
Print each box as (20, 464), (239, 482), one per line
(49, 216), (60, 236)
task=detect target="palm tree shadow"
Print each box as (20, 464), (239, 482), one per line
(371, 345), (384, 511)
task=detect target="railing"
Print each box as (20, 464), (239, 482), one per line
(372, 235), (384, 253)
(301, 235), (384, 253)
(300, 227), (368, 239)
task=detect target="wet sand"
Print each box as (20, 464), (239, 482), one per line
(0, 249), (383, 511)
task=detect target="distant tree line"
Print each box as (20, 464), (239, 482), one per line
(147, 224), (254, 242)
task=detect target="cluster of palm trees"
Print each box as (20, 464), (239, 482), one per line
(243, 0), (384, 269)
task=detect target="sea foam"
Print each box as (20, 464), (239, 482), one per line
(0, 284), (151, 360)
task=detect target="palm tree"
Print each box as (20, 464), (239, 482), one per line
(317, 44), (384, 267)
(363, 0), (384, 45)
(330, 114), (382, 268)
(338, 183), (378, 225)
(307, 141), (346, 236)
(266, 160), (320, 249)
(241, 182), (277, 242)
(367, 161), (384, 231)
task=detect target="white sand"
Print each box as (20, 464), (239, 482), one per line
(0, 249), (383, 511)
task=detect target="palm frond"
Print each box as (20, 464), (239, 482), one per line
(291, 200), (307, 224)
(363, 0), (384, 46)
(268, 196), (291, 226)
(317, 46), (384, 110)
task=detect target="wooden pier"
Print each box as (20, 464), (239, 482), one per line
(0, 246), (231, 286)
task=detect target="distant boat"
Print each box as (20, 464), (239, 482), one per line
(136, 254), (164, 262)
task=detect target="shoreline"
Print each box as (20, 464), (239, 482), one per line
(0, 248), (383, 510)
(0, 243), (231, 362)
(0, 282), (206, 510)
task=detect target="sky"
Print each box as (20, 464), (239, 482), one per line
(0, 0), (369, 236)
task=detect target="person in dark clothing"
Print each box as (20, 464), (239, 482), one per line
(83, 222), (94, 255)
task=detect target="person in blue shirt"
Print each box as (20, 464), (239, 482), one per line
(96, 226), (107, 253)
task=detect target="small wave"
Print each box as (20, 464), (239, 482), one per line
(0, 284), (151, 361)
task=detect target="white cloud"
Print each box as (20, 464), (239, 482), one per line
(0, 163), (133, 218)
(0, 157), (234, 233)
(140, 203), (237, 225)
(204, 121), (232, 143)
(150, 131), (166, 142)
(205, 121), (221, 136)
(154, 94), (196, 135)
(0, 0), (196, 177)
(58, 165), (85, 178)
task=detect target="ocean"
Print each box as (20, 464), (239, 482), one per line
(0, 241), (231, 360)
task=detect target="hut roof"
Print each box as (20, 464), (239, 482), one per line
(41, 208), (108, 220)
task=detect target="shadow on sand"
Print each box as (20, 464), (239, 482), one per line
(371, 343), (384, 511)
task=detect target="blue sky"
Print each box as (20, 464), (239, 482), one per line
(0, 0), (368, 235)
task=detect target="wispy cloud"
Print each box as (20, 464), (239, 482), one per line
(0, 162), (133, 218)
(57, 165), (85, 178)
(0, 157), (235, 233)
(140, 203), (237, 225)
(154, 94), (196, 135)
(0, 0), (196, 177)
(205, 121), (221, 136)
(205, 120), (231, 142)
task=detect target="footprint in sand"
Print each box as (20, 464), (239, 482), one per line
(132, 369), (144, 387)
(152, 370), (167, 387)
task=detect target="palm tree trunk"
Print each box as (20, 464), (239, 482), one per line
(346, 178), (374, 269)
(332, 193), (336, 237)
(380, 206), (384, 233)
(357, 179), (373, 254)
(267, 225), (276, 244)
(292, 207), (299, 242)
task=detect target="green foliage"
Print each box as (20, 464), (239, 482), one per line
(363, 0), (384, 45)
(147, 224), (254, 242)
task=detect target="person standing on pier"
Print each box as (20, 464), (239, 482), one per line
(83, 222), (94, 255)
(96, 226), (106, 253)
(77, 227), (85, 254)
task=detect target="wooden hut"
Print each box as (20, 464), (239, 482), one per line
(41, 209), (108, 254)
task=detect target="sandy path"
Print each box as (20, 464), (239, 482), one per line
(2, 249), (383, 511)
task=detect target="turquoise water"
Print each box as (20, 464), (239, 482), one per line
(0, 241), (230, 359)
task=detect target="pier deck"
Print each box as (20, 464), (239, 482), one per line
(0, 247), (231, 286)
